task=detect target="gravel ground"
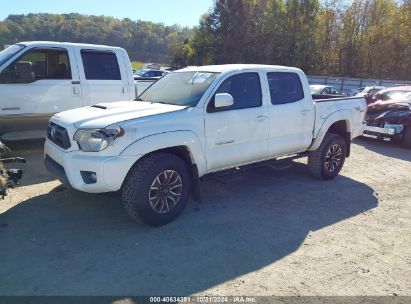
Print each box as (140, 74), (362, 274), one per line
(0, 138), (410, 297)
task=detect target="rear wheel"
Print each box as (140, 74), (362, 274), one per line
(402, 127), (411, 149)
(122, 152), (190, 226)
(308, 133), (347, 180)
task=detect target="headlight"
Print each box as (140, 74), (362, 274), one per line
(73, 125), (125, 152)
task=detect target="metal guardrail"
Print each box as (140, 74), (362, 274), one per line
(307, 75), (411, 91)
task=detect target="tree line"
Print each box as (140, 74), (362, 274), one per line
(0, 13), (192, 64)
(172, 0), (411, 80)
(1, 1), (410, 80)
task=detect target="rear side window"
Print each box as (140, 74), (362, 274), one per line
(267, 72), (304, 105)
(208, 72), (262, 112)
(81, 50), (121, 80)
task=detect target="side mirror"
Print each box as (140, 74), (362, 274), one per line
(15, 61), (35, 83)
(214, 93), (234, 108)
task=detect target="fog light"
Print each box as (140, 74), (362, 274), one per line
(80, 171), (97, 184)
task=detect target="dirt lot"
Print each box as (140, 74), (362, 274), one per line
(0, 138), (410, 296)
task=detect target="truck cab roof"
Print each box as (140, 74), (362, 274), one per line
(177, 64), (303, 74)
(18, 41), (124, 50)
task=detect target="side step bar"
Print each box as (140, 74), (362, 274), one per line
(201, 152), (308, 182)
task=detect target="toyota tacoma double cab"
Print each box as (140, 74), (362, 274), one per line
(44, 64), (366, 226)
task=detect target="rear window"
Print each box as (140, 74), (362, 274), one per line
(267, 72), (304, 105)
(81, 50), (121, 80)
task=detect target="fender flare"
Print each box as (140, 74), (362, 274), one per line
(120, 130), (207, 177)
(309, 110), (352, 151)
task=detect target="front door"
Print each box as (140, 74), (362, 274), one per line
(204, 72), (269, 172)
(0, 47), (82, 135)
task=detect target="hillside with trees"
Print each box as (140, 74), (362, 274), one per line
(1, 0), (410, 80)
(0, 13), (192, 63)
(173, 0), (411, 80)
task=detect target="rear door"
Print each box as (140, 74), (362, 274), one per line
(263, 71), (315, 157)
(0, 46), (82, 136)
(76, 49), (130, 105)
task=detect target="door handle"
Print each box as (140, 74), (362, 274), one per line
(355, 106), (365, 112)
(216, 140), (235, 146)
(301, 109), (311, 113)
(2, 107), (20, 111)
(256, 115), (268, 120)
(71, 81), (80, 85)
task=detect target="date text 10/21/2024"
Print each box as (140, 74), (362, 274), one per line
(149, 296), (257, 303)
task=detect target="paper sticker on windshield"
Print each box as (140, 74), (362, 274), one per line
(188, 72), (215, 84)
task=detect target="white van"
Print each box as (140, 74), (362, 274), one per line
(0, 41), (138, 140)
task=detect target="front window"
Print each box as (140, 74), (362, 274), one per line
(207, 72), (262, 112)
(0, 44), (26, 66)
(0, 48), (71, 84)
(138, 71), (220, 107)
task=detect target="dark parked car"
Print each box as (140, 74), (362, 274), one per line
(341, 88), (356, 96)
(133, 69), (169, 80)
(310, 85), (346, 96)
(363, 91), (411, 148)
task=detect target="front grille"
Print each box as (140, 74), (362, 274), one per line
(47, 122), (71, 149)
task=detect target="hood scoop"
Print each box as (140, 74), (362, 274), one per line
(91, 105), (107, 110)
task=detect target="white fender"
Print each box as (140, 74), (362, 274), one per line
(309, 110), (352, 151)
(120, 130), (207, 177)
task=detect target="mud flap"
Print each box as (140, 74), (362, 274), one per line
(191, 164), (202, 203)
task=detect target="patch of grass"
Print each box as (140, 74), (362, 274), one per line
(131, 61), (144, 70)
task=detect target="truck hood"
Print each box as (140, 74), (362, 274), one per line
(52, 101), (187, 129)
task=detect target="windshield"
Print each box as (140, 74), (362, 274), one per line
(138, 71), (220, 106)
(0, 44), (25, 66)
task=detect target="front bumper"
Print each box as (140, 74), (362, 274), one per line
(363, 125), (395, 136)
(44, 140), (139, 193)
(363, 124), (403, 138)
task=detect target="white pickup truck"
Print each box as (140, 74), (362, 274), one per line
(0, 41), (141, 141)
(44, 64), (366, 226)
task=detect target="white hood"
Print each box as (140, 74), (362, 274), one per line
(52, 101), (187, 129)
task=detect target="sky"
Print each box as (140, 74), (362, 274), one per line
(0, 0), (214, 27)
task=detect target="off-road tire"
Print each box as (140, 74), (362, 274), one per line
(122, 152), (190, 226)
(402, 127), (411, 149)
(308, 133), (347, 180)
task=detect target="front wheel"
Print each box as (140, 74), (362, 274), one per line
(308, 133), (347, 180)
(122, 152), (190, 226)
